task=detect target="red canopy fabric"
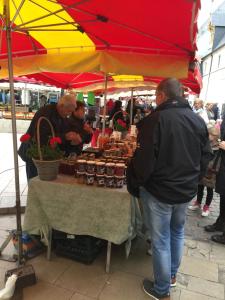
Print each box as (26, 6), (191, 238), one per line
(23, 64), (202, 94)
(0, 0), (202, 92)
(61, 0), (200, 56)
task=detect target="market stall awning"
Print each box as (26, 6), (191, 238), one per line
(17, 64), (202, 94)
(0, 0), (201, 83)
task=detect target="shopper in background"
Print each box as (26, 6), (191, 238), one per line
(206, 103), (215, 121)
(188, 123), (220, 217)
(106, 98), (114, 115)
(193, 99), (209, 124)
(205, 118), (225, 241)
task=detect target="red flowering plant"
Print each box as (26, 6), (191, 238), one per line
(20, 134), (63, 161)
(113, 113), (129, 132)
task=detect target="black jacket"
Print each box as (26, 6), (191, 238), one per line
(26, 104), (69, 151)
(129, 97), (211, 204)
(64, 115), (92, 156)
(216, 119), (225, 195)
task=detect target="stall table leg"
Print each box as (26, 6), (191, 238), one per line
(47, 228), (52, 260)
(106, 241), (111, 273)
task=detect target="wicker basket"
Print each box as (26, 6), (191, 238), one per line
(32, 116), (61, 181)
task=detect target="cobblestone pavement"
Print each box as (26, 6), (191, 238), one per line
(185, 192), (220, 242)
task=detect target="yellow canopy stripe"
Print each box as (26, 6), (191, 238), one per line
(0, 50), (189, 79)
(2, 0), (95, 53)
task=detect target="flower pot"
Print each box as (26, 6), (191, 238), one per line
(33, 159), (61, 181)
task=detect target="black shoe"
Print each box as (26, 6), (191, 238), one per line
(211, 233), (225, 245)
(204, 221), (225, 232)
(142, 279), (170, 300)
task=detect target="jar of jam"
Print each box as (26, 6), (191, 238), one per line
(105, 176), (114, 188)
(96, 174), (105, 187)
(115, 163), (125, 176)
(77, 159), (87, 173)
(106, 163), (115, 176)
(115, 176), (124, 188)
(86, 161), (96, 174)
(96, 162), (105, 175)
(86, 173), (95, 185)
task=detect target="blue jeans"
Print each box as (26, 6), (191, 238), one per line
(140, 187), (188, 295)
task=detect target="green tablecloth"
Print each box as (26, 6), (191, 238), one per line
(23, 175), (136, 246)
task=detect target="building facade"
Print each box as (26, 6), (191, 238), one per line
(198, 1), (225, 112)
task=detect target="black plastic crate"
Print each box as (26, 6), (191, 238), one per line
(5, 265), (36, 289)
(52, 230), (105, 264)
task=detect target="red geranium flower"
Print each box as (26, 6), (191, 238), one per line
(117, 119), (126, 128)
(20, 133), (31, 142)
(49, 137), (62, 148)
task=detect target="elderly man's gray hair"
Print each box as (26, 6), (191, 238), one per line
(157, 78), (183, 99)
(58, 94), (77, 108)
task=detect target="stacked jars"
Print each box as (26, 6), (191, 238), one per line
(76, 159), (126, 188)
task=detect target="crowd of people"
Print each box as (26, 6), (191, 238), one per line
(18, 80), (225, 300)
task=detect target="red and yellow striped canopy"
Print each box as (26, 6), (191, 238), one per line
(0, 0), (201, 92)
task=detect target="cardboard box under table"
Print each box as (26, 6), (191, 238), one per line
(23, 175), (137, 272)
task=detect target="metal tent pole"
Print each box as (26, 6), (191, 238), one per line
(4, 0), (23, 266)
(102, 74), (108, 135)
(130, 87), (134, 125)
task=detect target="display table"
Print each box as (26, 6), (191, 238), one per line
(23, 175), (139, 272)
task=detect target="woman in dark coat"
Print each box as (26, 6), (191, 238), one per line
(109, 100), (129, 129)
(65, 101), (93, 156)
(205, 118), (225, 244)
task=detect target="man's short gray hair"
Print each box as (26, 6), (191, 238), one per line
(58, 94), (77, 108)
(157, 78), (183, 99)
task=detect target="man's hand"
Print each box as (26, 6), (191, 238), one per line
(65, 131), (82, 145)
(83, 122), (93, 134)
(219, 141), (225, 151)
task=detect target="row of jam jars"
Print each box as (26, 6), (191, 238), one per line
(77, 172), (125, 188)
(106, 163), (126, 177)
(96, 175), (125, 188)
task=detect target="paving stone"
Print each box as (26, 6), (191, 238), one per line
(176, 273), (189, 288)
(184, 240), (197, 249)
(23, 281), (73, 300)
(55, 261), (109, 298)
(187, 241), (211, 260)
(179, 256), (218, 282)
(98, 271), (150, 300)
(183, 245), (188, 256)
(210, 244), (225, 265)
(71, 293), (97, 300)
(219, 265), (225, 285)
(187, 276), (224, 299)
(170, 287), (181, 300)
(0, 196), (15, 208)
(180, 289), (222, 300)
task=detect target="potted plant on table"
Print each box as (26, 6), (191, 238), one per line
(20, 117), (64, 181)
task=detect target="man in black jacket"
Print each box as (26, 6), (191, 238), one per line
(131, 78), (211, 299)
(20, 94), (80, 179)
